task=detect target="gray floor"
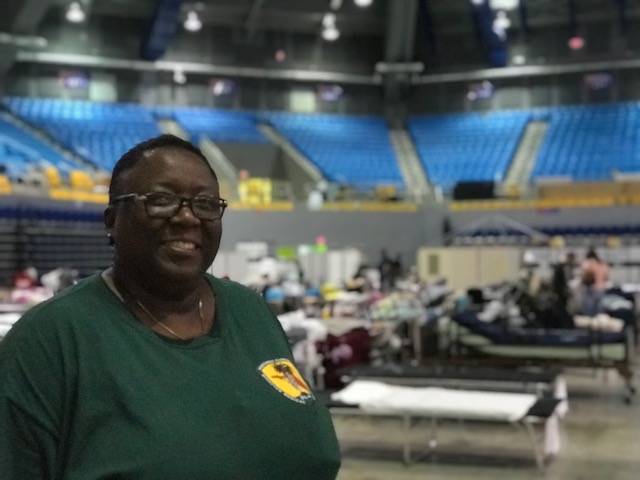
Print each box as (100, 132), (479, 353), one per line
(333, 364), (640, 480)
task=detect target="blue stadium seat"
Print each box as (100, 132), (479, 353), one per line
(408, 110), (531, 194)
(166, 107), (267, 144)
(3, 97), (162, 172)
(532, 102), (640, 182)
(265, 112), (404, 193)
(0, 113), (90, 180)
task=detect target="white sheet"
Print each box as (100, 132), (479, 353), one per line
(0, 324), (13, 337)
(573, 314), (624, 332)
(0, 312), (22, 325)
(0, 313), (21, 338)
(332, 380), (538, 422)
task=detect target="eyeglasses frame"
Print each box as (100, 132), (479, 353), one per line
(110, 192), (228, 220)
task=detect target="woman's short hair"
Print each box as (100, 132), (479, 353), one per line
(108, 134), (217, 202)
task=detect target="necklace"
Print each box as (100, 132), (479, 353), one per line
(104, 270), (207, 340)
(135, 297), (205, 341)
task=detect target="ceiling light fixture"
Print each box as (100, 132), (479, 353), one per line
(173, 69), (187, 84)
(322, 13), (336, 29)
(322, 27), (340, 41)
(489, 0), (519, 10)
(66, 2), (86, 23)
(494, 10), (511, 29)
(184, 11), (202, 32)
(354, 0), (373, 7)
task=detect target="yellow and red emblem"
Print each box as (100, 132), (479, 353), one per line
(259, 358), (315, 404)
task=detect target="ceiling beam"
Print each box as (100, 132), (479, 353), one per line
(244, 0), (267, 40)
(0, 0), (56, 35)
(15, 50), (382, 85)
(87, 2), (383, 35)
(384, 0), (418, 63)
(415, 55), (640, 84)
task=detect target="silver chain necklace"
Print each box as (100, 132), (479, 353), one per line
(135, 297), (205, 341)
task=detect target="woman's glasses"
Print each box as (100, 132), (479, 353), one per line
(111, 192), (227, 220)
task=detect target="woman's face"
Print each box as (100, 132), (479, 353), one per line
(105, 147), (222, 287)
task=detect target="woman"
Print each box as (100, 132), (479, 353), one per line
(0, 135), (341, 479)
(580, 248), (609, 317)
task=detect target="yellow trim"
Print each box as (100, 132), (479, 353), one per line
(50, 189), (108, 204)
(0, 174), (12, 195)
(229, 201), (295, 211)
(322, 202), (418, 212)
(449, 197), (618, 211)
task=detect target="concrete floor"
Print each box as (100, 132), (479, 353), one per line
(333, 364), (639, 480)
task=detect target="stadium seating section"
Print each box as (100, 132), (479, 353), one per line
(159, 106), (268, 144)
(4, 97), (162, 172)
(408, 110), (530, 193)
(3, 97), (640, 195)
(532, 103), (639, 181)
(265, 112), (404, 193)
(0, 113), (86, 180)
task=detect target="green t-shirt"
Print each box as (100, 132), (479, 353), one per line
(0, 274), (341, 479)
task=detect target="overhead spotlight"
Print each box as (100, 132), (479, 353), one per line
(489, 0), (519, 9)
(512, 54), (526, 65)
(470, 0), (485, 5)
(322, 13), (336, 29)
(173, 69), (187, 84)
(322, 27), (340, 41)
(184, 11), (202, 32)
(494, 10), (511, 29)
(354, 0), (373, 7)
(66, 2), (86, 23)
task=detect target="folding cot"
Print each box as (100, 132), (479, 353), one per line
(338, 364), (565, 398)
(440, 310), (636, 402)
(326, 379), (563, 472)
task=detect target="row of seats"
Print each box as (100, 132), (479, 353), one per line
(533, 103), (640, 181)
(6, 97), (640, 194)
(0, 114), (86, 181)
(166, 107), (268, 144)
(266, 112), (404, 191)
(409, 111), (530, 193)
(461, 225), (640, 238)
(4, 98), (405, 192)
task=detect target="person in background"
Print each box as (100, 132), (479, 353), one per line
(0, 134), (340, 479)
(551, 251), (577, 313)
(580, 248), (610, 316)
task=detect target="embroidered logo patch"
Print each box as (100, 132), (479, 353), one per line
(259, 358), (315, 404)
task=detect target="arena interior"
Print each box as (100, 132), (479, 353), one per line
(0, 0), (639, 478)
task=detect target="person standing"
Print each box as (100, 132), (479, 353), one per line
(580, 248), (609, 316)
(0, 134), (341, 479)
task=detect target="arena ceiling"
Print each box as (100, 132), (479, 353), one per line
(0, 0), (639, 80)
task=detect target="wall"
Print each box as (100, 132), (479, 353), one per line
(216, 143), (283, 179)
(6, 195), (640, 286)
(219, 206), (446, 270)
(3, 64), (385, 115)
(449, 205), (640, 233)
(409, 70), (640, 115)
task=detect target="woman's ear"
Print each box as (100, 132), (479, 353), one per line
(104, 205), (115, 233)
